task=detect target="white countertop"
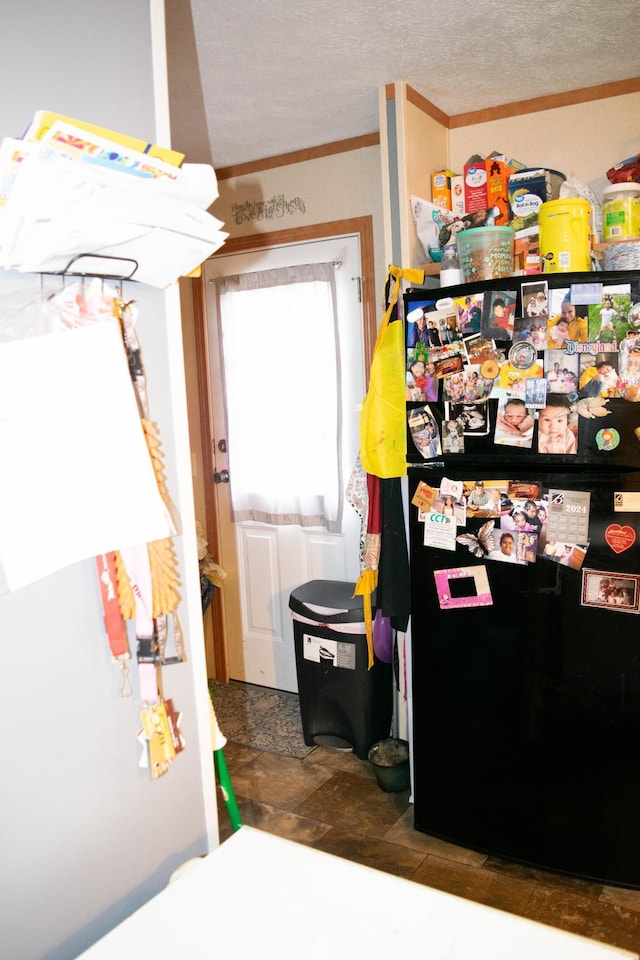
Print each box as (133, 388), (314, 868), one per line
(76, 826), (637, 959)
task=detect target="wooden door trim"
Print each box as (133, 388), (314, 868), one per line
(192, 276), (228, 679)
(193, 215), (377, 680)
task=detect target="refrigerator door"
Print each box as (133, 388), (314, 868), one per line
(404, 269), (640, 472)
(410, 466), (640, 887)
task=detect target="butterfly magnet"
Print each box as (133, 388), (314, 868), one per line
(456, 520), (495, 557)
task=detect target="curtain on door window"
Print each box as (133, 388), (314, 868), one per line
(216, 262), (343, 532)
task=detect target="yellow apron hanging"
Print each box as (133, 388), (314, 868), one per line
(359, 265), (425, 480)
(356, 265), (424, 666)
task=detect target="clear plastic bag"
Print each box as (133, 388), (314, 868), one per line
(560, 174), (602, 243)
(0, 277), (120, 344)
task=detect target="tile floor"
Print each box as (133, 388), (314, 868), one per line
(217, 739), (640, 954)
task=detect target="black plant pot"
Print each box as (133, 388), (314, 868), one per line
(368, 737), (410, 792)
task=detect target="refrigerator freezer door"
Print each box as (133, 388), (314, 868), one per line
(410, 467), (640, 887)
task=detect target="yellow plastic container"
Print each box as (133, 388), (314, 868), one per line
(602, 182), (640, 241)
(539, 198), (591, 273)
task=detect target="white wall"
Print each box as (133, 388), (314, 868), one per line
(214, 144), (387, 299)
(0, 4), (216, 960)
(448, 91), (640, 205)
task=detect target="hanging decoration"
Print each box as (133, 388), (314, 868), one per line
(40, 274), (188, 779)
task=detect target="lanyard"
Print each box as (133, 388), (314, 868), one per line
(115, 298), (187, 778)
(95, 552), (132, 697)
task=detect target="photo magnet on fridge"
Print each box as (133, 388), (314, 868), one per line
(547, 292), (588, 348)
(433, 565), (493, 609)
(408, 405), (441, 460)
(525, 378), (548, 408)
(482, 289), (517, 341)
(465, 334), (499, 366)
(536, 396), (578, 455)
(446, 401), (491, 437)
(618, 329), (640, 396)
(587, 285), (631, 345)
(462, 479), (504, 518)
(406, 302), (436, 349)
(515, 531), (538, 563)
(494, 397), (534, 448)
(521, 280), (549, 321)
(497, 357), (544, 400)
(513, 314), (547, 350)
(485, 529), (527, 565)
(406, 352), (439, 402)
(539, 538), (589, 570)
(582, 568), (640, 614)
(442, 368), (493, 404)
(411, 481), (437, 513)
(442, 419), (465, 454)
(578, 353), (619, 400)
(453, 293), (483, 338)
(546, 349), (579, 396)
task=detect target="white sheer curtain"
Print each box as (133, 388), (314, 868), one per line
(216, 262), (343, 532)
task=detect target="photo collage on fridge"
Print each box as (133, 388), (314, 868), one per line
(405, 273), (640, 614)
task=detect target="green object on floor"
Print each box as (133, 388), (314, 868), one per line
(214, 747), (243, 832)
(208, 691), (242, 832)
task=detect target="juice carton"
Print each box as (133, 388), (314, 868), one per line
(486, 157), (514, 225)
(431, 170), (457, 210)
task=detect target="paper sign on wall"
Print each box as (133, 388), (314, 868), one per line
(0, 320), (173, 591)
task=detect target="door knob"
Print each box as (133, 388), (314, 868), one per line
(213, 469), (230, 484)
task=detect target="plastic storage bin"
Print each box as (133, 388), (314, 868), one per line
(457, 226), (515, 282)
(289, 580), (392, 759)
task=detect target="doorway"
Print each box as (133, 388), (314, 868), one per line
(196, 218), (377, 690)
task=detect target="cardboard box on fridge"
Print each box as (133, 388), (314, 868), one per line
(463, 162), (488, 213)
(508, 169), (552, 231)
(431, 170), (458, 210)
(451, 175), (464, 216)
(514, 226), (541, 275)
(486, 157), (514, 226)
(464, 157), (513, 221)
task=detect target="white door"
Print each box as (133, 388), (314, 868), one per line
(203, 235), (365, 692)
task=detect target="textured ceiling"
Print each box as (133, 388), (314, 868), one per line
(165, 0), (640, 170)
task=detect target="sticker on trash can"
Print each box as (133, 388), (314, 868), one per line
(303, 634), (356, 669)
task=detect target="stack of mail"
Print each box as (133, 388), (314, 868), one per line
(0, 113), (228, 287)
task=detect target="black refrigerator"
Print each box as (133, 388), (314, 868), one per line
(405, 269), (640, 887)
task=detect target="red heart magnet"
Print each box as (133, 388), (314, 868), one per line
(605, 524), (636, 554)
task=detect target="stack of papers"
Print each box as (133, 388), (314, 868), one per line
(0, 112), (228, 287)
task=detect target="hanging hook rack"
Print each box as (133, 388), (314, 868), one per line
(43, 253), (139, 283)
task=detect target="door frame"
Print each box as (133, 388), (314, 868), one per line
(193, 216), (377, 681)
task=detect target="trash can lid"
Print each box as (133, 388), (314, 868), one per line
(289, 579), (373, 623)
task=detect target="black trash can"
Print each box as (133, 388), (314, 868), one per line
(289, 580), (393, 759)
